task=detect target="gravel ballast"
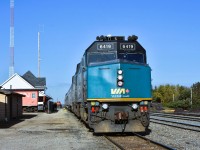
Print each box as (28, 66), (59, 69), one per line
(145, 122), (200, 150)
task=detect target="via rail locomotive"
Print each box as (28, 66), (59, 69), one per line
(65, 35), (152, 133)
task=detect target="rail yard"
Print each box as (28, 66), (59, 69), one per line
(146, 112), (200, 150)
(1, 35), (200, 150)
(1, 0), (200, 149)
(0, 109), (200, 150)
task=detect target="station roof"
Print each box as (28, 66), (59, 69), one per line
(22, 71), (46, 89)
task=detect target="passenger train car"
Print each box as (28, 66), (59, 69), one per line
(65, 35), (152, 133)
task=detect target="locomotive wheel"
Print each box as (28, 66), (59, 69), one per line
(74, 103), (81, 117)
(80, 105), (88, 123)
(140, 113), (150, 127)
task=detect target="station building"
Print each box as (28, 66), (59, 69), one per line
(1, 71), (51, 112)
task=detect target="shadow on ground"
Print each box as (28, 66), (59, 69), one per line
(0, 113), (37, 128)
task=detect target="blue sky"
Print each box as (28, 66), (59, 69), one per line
(1, 0), (200, 103)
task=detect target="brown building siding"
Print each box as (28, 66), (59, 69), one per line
(0, 93), (23, 122)
(0, 94), (7, 121)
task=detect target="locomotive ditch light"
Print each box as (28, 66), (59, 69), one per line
(132, 104), (138, 110)
(102, 103), (108, 110)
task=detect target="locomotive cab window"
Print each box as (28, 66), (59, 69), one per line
(118, 53), (144, 63)
(88, 52), (116, 64)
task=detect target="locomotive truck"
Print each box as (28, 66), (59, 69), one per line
(65, 35), (152, 133)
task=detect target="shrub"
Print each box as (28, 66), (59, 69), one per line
(166, 100), (191, 110)
(191, 99), (200, 109)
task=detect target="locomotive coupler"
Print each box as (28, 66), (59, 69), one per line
(114, 111), (129, 124)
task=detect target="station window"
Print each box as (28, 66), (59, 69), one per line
(32, 93), (36, 99)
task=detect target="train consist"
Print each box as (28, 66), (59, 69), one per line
(65, 35), (152, 133)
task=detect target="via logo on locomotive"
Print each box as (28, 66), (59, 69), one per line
(111, 88), (130, 94)
(111, 88), (130, 98)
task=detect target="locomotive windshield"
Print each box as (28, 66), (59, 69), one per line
(88, 52), (144, 64)
(88, 52), (116, 64)
(118, 53), (144, 63)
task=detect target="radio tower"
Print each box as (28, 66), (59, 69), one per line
(9, 0), (15, 77)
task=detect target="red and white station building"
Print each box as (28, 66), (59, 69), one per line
(1, 71), (51, 112)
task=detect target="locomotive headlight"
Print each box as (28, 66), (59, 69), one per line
(118, 70), (123, 75)
(117, 81), (123, 87)
(102, 103), (108, 110)
(117, 75), (123, 80)
(132, 104), (138, 109)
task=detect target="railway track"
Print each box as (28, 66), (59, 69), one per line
(151, 112), (200, 122)
(150, 112), (200, 132)
(103, 133), (175, 150)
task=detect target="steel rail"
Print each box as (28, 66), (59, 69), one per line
(150, 119), (200, 132)
(103, 135), (125, 150)
(151, 111), (200, 117)
(150, 117), (200, 128)
(132, 132), (176, 150)
(151, 112), (200, 122)
(104, 133), (175, 150)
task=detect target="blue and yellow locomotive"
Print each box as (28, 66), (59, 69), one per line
(65, 35), (152, 133)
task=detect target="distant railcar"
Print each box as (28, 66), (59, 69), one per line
(65, 35), (152, 133)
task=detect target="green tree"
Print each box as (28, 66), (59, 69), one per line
(191, 82), (200, 107)
(177, 85), (190, 100)
(153, 84), (191, 105)
(153, 84), (174, 104)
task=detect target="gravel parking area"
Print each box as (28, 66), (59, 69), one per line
(145, 122), (200, 150)
(0, 109), (118, 150)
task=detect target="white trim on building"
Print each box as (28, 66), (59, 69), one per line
(1, 73), (34, 89)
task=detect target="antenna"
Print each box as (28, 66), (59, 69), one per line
(9, 0), (14, 77)
(38, 25), (44, 78)
(38, 31), (40, 77)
